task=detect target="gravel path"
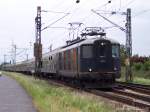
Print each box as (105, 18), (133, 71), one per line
(0, 75), (37, 112)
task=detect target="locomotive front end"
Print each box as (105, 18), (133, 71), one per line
(79, 38), (121, 86)
(93, 39), (113, 74)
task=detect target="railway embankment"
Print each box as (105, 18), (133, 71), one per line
(2, 71), (143, 112)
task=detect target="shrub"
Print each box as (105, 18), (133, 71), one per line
(143, 61), (150, 71)
(133, 63), (142, 71)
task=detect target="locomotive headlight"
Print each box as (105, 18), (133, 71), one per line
(89, 68), (92, 72)
(114, 67), (117, 71)
(31, 70), (35, 74)
(101, 43), (104, 46)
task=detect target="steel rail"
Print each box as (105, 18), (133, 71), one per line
(117, 84), (150, 95)
(85, 89), (150, 110)
(117, 81), (150, 90)
(112, 88), (150, 103)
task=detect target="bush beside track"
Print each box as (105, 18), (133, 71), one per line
(2, 71), (118, 112)
(119, 67), (150, 85)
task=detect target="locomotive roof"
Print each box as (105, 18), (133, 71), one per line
(43, 37), (120, 57)
(76, 37), (119, 45)
(62, 37), (119, 49)
(8, 37), (120, 65)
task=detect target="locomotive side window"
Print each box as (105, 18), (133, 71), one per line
(64, 51), (66, 70)
(73, 48), (77, 70)
(82, 45), (93, 58)
(112, 45), (119, 57)
(68, 50), (71, 70)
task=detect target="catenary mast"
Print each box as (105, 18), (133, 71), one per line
(34, 6), (42, 77)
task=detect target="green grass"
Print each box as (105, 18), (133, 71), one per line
(133, 77), (150, 85)
(119, 67), (150, 85)
(2, 71), (117, 112)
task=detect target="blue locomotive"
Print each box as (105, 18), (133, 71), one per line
(3, 28), (121, 87)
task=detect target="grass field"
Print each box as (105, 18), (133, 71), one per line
(2, 72), (112, 112)
(2, 71), (138, 112)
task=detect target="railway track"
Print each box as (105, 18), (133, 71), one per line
(46, 77), (150, 111)
(24, 74), (150, 111)
(116, 82), (150, 95)
(85, 88), (150, 111)
(117, 81), (150, 89)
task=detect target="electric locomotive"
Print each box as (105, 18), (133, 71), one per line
(2, 27), (121, 87)
(41, 27), (121, 87)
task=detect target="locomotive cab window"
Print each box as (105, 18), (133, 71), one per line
(81, 45), (93, 58)
(112, 45), (119, 57)
(99, 43), (106, 57)
(49, 56), (52, 61)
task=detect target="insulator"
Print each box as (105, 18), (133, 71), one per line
(108, 0), (111, 3)
(76, 0), (80, 3)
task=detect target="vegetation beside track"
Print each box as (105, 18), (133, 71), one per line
(119, 66), (150, 85)
(120, 47), (150, 85)
(2, 71), (119, 112)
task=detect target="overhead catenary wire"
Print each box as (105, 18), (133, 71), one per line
(133, 9), (150, 17)
(119, 0), (122, 11)
(42, 10), (70, 14)
(41, 0), (119, 37)
(92, 0), (125, 27)
(120, 0), (136, 11)
(41, 0), (78, 32)
(41, 13), (70, 31)
(95, 0), (112, 10)
(91, 9), (126, 32)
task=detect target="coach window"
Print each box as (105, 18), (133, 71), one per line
(59, 53), (62, 70)
(112, 45), (119, 57)
(68, 50), (71, 70)
(82, 45), (93, 58)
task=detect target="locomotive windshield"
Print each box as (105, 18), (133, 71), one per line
(82, 45), (93, 58)
(112, 45), (119, 57)
(99, 43), (106, 57)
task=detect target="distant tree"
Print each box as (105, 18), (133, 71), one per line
(132, 54), (139, 57)
(131, 55), (148, 63)
(143, 60), (150, 71)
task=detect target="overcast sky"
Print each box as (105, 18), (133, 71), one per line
(0, 0), (150, 63)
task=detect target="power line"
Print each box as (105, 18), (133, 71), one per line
(42, 13), (70, 31)
(119, 0), (122, 11)
(95, 0), (112, 10)
(91, 9), (126, 32)
(133, 9), (150, 17)
(120, 0), (136, 10)
(42, 10), (69, 14)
